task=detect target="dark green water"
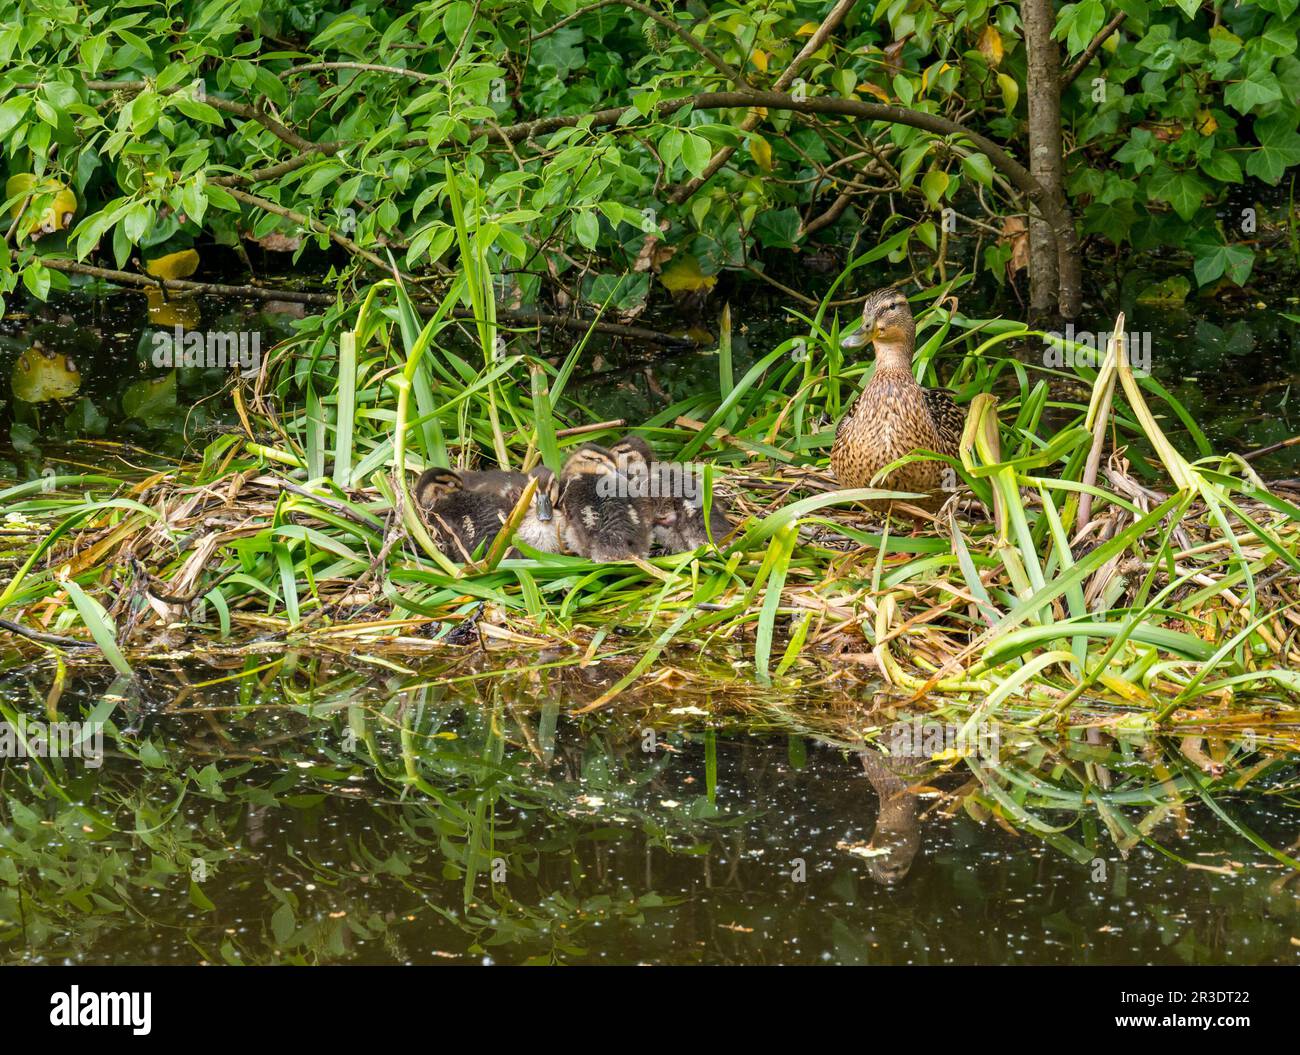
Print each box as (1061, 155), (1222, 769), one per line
(0, 658), (1297, 965)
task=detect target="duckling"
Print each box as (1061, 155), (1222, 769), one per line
(609, 436), (731, 552)
(454, 467), (543, 501)
(557, 443), (653, 561)
(414, 467), (511, 560)
(512, 468), (566, 555)
(414, 466), (563, 561)
(674, 479), (733, 550)
(452, 464), (566, 554)
(831, 288), (963, 510)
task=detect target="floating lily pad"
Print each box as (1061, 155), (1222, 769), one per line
(11, 348), (81, 403)
(1135, 275), (1191, 305)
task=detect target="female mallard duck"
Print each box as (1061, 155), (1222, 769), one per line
(609, 435), (731, 552)
(830, 288), (963, 509)
(557, 443), (653, 561)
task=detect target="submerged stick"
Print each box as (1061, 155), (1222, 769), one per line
(40, 258), (694, 346)
(0, 618), (96, 649)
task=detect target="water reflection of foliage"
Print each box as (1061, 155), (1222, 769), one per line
(0, 659), (751, 964)
(767, 690), (1300, 874)
(2, 653), (1297, 964)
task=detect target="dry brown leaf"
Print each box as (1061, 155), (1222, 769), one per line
(999, 215), (1030, 278)
(247, 230), (302, 252)
(633, 230), (676, 274)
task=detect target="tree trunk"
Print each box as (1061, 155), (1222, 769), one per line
(1021, 0), (1078, 320)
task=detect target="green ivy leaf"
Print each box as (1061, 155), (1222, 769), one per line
(0, 96), (31, 140)
(1200, 151), (1243, 183)
(1147, 167), (1208, 220)
(1245, 115), (1300, 184)
(921, 169), (950, 206)
(21, 261), (50, 300)
(1224, 71), (1282, 114)
(573, 209), (599, 249)
(960, 153), (994, 187)
(1193, 243), (1254, 286)
(680, 132), (712, 178)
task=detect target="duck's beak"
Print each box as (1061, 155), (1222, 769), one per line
(842, 323), (872, 349)
(535, 491), (554, 522)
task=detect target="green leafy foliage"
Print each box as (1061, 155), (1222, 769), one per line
(0, 0), (1295, 319)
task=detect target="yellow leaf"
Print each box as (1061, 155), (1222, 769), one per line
(660, 255), (717, 294)
(920, 62), (952, 93)
(795, 22), (819, 36)
(12, 349), (81, 403)
(6, 174), (77, 236)
(145, 249), (200, 280)
(1195, 109), (1217, 135)
(978, 24), (1004, 67)
(748, 134), (774, 172)
(146, 288), (201, 329)
(860, 81), (891, 103)
(750, 49), (768, 73)
(997, 72), (1019, 114)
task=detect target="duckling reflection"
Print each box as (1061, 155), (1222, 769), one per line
(857, 748), (924, 886)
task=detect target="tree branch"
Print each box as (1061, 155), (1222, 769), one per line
(75, 80), (318, 153)
(224, 187), (402, 274)
(1060, 12), (1127, 90)
(467, 88), (1081, 315)
(668, 0), (862, 205)
(279, 62), (438, 82)
(0, 618), (96, 649)
(38, 259), (694, 345)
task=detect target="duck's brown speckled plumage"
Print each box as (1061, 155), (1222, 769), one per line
(830, 288), (962, 510)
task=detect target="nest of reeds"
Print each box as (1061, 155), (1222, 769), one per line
(3, 313), (1299, 728)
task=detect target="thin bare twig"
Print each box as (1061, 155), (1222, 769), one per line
(1060, 12), (1127, 90)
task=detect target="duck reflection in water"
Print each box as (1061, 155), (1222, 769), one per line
(857, 749), (924, 886)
